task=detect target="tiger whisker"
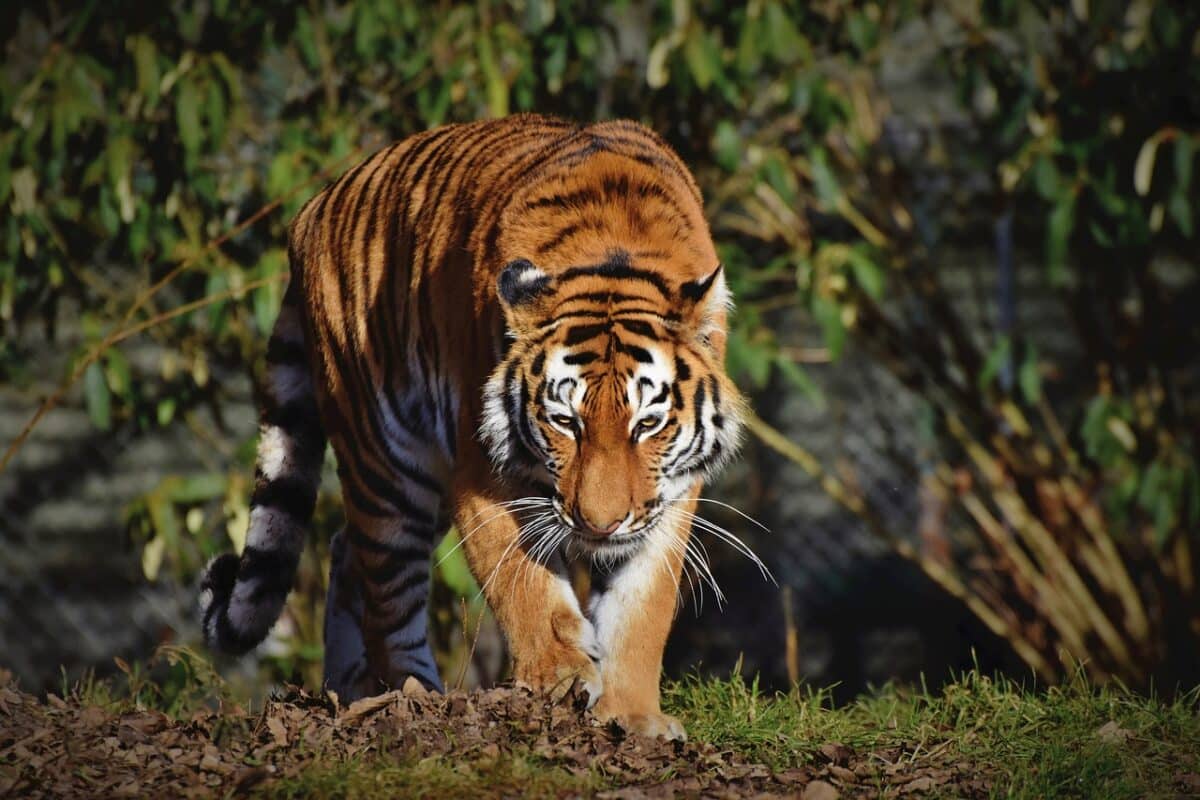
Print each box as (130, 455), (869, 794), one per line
(513, 515), (566, 599)
(437, 498), (552, 568)
(675, 509), (775, 585)
(664, 507), (726, 610)
(476, 511), (553, 602)
(663, 497), (769, 532)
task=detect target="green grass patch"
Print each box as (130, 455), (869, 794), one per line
(262, 751), (600, 800)
(664, 667), (1200, 798)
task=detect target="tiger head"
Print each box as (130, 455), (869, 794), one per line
(481, 252), (745, 558)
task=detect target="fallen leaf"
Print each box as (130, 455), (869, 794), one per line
(343, 690), (401, 722)
(1096, 720), (1133, 745)
(802, 779), (840, 800)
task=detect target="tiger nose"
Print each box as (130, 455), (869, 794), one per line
(572, 507), (621, 536)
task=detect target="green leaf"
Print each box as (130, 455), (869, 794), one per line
(477, 33), (509, 118)
(255, 249), (286, 334)
(543, 35), (567, 94)
(1174, 134), (1194, 191)
(1153, 492), (1175, 549)
(433, 529), (480, 596)
(175, 75), (202, 167)
(713, 120), (741, 172)
(1032, 155), (1060, 200)
(1134, 133), (1161, 196)
(205, 76), (227, 146)
(774, 355), (825, 408)
(763, 1), (811, 65)
(725, 327), (772, 388)
(736, 7), (762, 74)
(1046, 193), (1075, 286)
(683, 25), (720, 90)
(846, 248), (884, 299)
(811, 296), (845, 361)
(978, 336), (1012, 391)
(157, 397), (177, 426)
(1018, 344), (1042, 403)
(354, 2), (378, 57)
(130, 35), (160, 108)
(809, 148), (841, 208)
(84, 361), (112, 431)
(142, 535), (166, 581)
(170, 473), (227, 503)
(103, 349), (132, 400)
(1167, 188), (1192, 237)
(845, 11), (878, 54)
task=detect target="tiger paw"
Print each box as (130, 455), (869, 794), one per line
(604, 710), (687, 742)
(515, 647), (603, 707)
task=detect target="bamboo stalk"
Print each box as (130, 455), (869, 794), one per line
(745, 410), (1056, 681)
(1059, 476), (1151, 644)
(945, 414), (1139, 676)
(956, 490), (1091, 661)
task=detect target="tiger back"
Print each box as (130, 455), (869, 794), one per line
(200, 114), (745, 740)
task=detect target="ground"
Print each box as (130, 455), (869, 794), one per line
(1, 651), (1198, 798)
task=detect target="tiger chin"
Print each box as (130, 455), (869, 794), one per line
(199, 114), (746, 742)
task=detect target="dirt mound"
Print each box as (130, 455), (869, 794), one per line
(0, 673), (990, 798)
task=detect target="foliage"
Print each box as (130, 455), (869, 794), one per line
(3, 0), (1199, 689)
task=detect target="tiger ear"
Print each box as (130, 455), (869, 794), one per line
(497, 258), (555, 334)
(679, 264), (729, 352)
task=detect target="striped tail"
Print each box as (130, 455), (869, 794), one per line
(199, 279), (326, 655)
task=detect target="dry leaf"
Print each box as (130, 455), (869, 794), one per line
(801, 779), (840, 800)
(1096, 720), (1133, 745)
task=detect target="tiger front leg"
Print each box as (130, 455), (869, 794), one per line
(587, 490), (697, 741)
(454, 477), (603, 705)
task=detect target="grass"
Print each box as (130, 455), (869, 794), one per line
(263, 753), (600, 799)
(665, 667), (1200, 799)
(51, 650), (1200, 799)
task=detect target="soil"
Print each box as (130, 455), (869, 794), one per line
(0, 672), (992, 798)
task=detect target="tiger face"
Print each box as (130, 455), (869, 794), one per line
(481, 253), (744, 559)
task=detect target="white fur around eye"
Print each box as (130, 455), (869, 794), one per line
(632, 413), (667, 441)
(547, 411), (577, 438)
(544, 349), (587, 438)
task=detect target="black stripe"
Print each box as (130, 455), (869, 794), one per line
(370, 600), (426, 639)
(674, 356), (692, 382)
(564, 323), (609, 346)
(616, 340), (653, 363)
(558, 262), (671, 298)
(265, 337), (307, 366)
(347, 526), (433, 558)
(239, 545), (299, 602)
(616, 319), (657, 338)
(251, 475), (318, 520)
(531, 350), (546, 376)
(536, 219), (595, 256)
(379, 569), (430, 602)
(524, 186), (602, 211)
(563, 351), (599, 365)
(214, 609), (263, 655)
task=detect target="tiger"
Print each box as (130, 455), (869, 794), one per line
(199, 113), (745, 740)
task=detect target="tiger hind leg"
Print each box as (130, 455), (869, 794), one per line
(322, 509), (444, 699)
(322, 527), (375, 701)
